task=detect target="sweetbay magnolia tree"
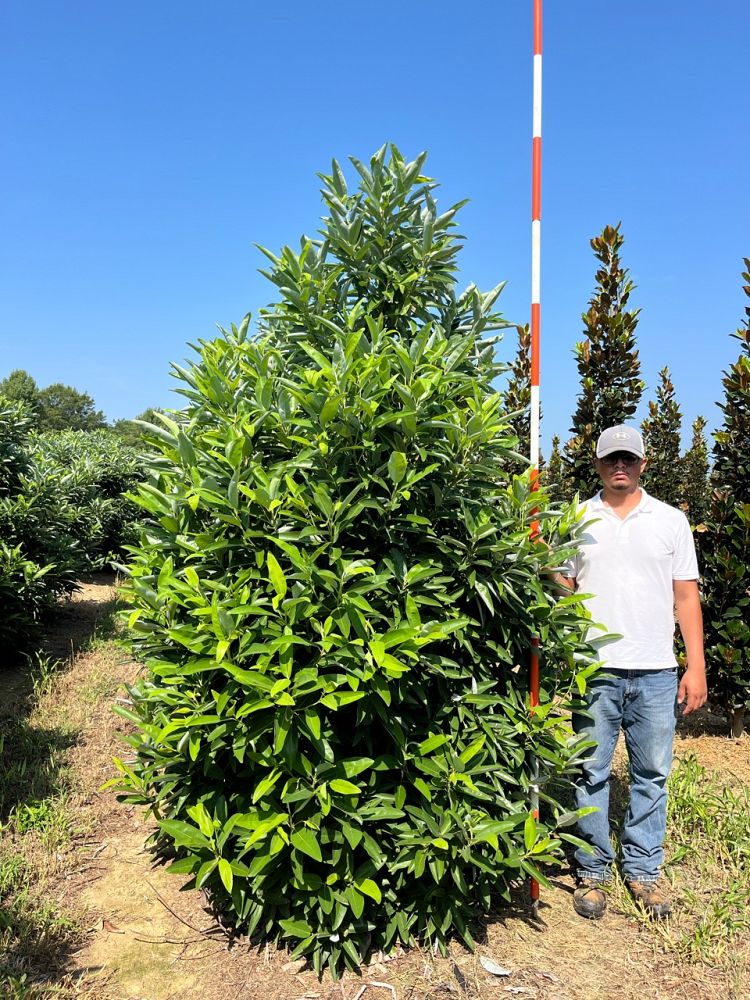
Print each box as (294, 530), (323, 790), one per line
(116, 147), (597, 974)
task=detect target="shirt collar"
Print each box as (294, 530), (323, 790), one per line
(592, 487), (654, 514)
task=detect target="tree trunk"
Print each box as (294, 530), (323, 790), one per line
(729, 707), (745, 739)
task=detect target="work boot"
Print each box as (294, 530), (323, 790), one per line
(626, 880), (672, 918)
(573, 878), (607, 919)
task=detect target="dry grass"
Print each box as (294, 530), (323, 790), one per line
(1, 579), (749, 999)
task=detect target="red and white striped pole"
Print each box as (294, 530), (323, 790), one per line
(529, 0), (543, 914)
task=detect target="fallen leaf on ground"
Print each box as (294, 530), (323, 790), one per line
(282, 957), (307, 973)
(480, 956), (512, 977)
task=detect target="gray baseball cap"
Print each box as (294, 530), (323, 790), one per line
(596, 425), (645, 459)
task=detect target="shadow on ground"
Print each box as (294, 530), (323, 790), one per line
(0, 574), (122, 990)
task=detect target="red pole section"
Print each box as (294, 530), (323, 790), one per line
(529, 0), (543, 911)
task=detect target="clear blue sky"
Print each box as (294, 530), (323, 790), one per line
(1, 1), (748, 453)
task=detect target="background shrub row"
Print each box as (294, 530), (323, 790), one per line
(0, 405), (143, 655)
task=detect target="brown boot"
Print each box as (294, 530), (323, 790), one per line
(626, 880), (671, 918)
(573, 878), (607, 919)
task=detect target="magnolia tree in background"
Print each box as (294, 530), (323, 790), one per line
(542, 434), (563, 496)
(640, 366), (683, 505)
(501, 324), (533, 479)
(701, 260), (750, 737)
(679, 416), (710, 527)
(116, 147), (597, 975)
(563, 225), (644, 500)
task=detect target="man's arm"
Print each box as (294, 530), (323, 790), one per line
(673, 579), (707, 715)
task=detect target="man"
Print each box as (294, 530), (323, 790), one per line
(562, 424), (706, 919)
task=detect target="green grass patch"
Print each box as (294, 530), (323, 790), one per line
(607, 753), (750, 969)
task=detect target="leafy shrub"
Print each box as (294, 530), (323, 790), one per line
(0, 399), (32, 494)
(0, 543), (56, 652)
(0, 418), (144, 656)
(31, 429), (143, 569)
(117, 147), (597, 974)
(0, 399), (60, 651)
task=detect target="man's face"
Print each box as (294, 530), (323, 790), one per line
(595, 451), (646, 491)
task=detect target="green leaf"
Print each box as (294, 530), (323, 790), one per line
(418, 733), (449, 755)
(346, 885), (365, 919)
(329, 779), (361, 796)
(320, 690), (365, 710)
(414, 777), (432, 801)
(356, 878), (382, 903)
(279, 917), (313, 939)
(266, 552), (287, 599)
(218, 857), (234, 892)
(252, 769), (282, 804)
(291, 828), (322, 862)
(159, 820), (212, 850)
(387, 451), (407, 484)
(524, 815), (536, 853)
(341, 758), (374, 778)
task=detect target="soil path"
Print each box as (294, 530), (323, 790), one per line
(16, 581), (748, 1000)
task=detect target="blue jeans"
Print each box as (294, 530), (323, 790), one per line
(573, 668), (678, 883)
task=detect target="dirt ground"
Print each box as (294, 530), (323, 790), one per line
(7, 579), (750, 1000)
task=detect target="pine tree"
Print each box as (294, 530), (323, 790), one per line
(701, 259), (750, 736)
(563, 224), (644, 499)
(679, 416), (710, 526)
(640, 366), (682, 504)
(502, 324), (532, 477)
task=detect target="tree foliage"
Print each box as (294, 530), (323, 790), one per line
(501, 325), (532, 478)
(111, 408), (163, 447)
(701, 260), (750, 735)
(0, 369), (40, 418)
(116, 147), (596, 974)
(37, 383), (106, 432)
(563, 224), (644, 499)
(679, 416), (709, 527)
(0, 370), (111, 433)
(640, 366), (682, 504)
(542, 434), (563, 498)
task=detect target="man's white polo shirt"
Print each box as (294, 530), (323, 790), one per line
(567, 489), (699, 671)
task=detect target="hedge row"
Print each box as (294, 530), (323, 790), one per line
(0, 401), (144, 656)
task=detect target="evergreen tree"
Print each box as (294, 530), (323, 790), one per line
(502, 324), (532, 477)
(563, 224), (644, 499)
(640, 366), (682, 504)
(542, 434), (563, 499)
(712, 268), (750, 500)
(701, 259), (750, 736)
(679, 416), (710, 526)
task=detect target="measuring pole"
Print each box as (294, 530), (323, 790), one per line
(529, 0), (543, 914)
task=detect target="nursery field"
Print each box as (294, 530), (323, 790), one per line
(1, 578), (748, 1000)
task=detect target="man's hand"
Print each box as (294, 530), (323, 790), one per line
(674, 580), (706, 715)
(678, 666), (708, 715)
